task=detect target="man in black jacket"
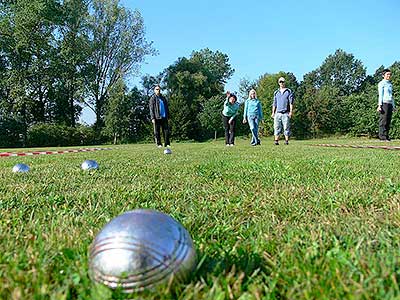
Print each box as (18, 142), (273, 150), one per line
(149, 85), (170, 147)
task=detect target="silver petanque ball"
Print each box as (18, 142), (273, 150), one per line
(12, 163), (30, 173)
(81, 160), (99, 170)
(164, 148), (172, 155)
(89, 209), (197, 293)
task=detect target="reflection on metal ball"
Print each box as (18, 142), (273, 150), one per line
(89, 209), (197, 293)
(12, 163), (30, 173)
(81, 160), (99, 170)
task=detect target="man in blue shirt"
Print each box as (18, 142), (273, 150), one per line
(149, 85), (170, 147)
(271, 77), (294, 145)
(377, 69), (395, 141)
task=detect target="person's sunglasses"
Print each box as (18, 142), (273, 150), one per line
(279, 81), (285, 83)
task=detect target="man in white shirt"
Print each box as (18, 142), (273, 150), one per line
(377, 69), (395, 141)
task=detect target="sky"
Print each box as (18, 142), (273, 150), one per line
(81, 0), (400, 124)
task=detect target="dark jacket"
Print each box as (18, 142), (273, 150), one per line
(149, 94), (169, 120)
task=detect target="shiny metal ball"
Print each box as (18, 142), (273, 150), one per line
(81, 160), (99, 170)
(12, 163), (30, 173)
(89, 209), (197, 293)
(164, 148), (172, 155)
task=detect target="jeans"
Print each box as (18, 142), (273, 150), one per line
(247, 115), (260, 145)
(153, 118), (170, 146)
(379, 103), (393, 140)
(274, 112), (290, 137)
(222, 115), (236, 145)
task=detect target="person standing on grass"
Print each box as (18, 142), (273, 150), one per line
(243, 89), (263, 146)
(271, 77), (294, 145)
(377, 69), (395, 141)
(149, 85), (170, 148)
(222, 92), (240, 146)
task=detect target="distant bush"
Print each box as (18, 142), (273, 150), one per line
(0, 117), (25, 148)
(27, 123), (98, 147)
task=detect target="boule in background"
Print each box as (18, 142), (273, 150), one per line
(89, 209), (197, 293)
(81, 159), (99, 170)
(12, 163), (30, 173)
(164, 148), (172, 155)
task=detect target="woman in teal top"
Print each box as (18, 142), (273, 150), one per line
(243, 89), (263, 146)
(222, 92), (240, 146)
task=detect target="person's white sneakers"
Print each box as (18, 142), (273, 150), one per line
(157, 145), (162, 148)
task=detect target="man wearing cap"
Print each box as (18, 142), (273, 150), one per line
(271, 77), (294, 145)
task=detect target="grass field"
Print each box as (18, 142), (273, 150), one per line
(1, 137), (400, 299)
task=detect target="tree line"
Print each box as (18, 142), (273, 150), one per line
(1, 1), (399, 147)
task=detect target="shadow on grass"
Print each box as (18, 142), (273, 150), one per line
(195, 250), (268, 279)
(191, 247), (275, 293)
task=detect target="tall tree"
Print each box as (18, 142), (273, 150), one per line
(163, 48), (234, 140)
(0, 0), (61, 142)
(126, 86), (150, 142)
(85, 0), (155, 130)
(296, 49), (367, 136)
(51, 0), (89, 126)
(198, 95), (223, 140)
(317, 49), (366, 96)
(104, 78), (129, 144)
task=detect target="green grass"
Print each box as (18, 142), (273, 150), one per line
(1, 137), (400, 299)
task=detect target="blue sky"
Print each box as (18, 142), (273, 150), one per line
(81, 0), (399, 124)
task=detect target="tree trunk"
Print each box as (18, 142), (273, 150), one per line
(69, 80), (76, 127)
(214, 130), (217, 140)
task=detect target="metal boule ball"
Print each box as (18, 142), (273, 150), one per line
(89, 209), (197, 293)
(12, 163), (30, 173)
(164, 148), (172, 155)
(81, 160), (99, 170)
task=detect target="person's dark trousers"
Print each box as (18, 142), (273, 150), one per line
(222, 115), (236, 145)
(379, 103), (393, 140)
(154, 118), (170, 146)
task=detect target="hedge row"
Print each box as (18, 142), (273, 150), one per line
(0, 122), (100, 148)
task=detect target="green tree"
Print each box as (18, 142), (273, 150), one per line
(389, 62), (400, 101)
(51, 0), (89, 127)
(343, 85), (378, 137)
(307, 85), (342, 135)
(0, 0), (61, 143)
(198, 95), (224, 140)
(317, 49), (366, 96)
(190, 48), (234, 97)
(163, 48), (234, 140)
(126, 86), (150, 142)
(85, 0), (155, 130)
(104, 79), (129, 144)
(296, 49), (367, 136)
(105, 83), (150, 144)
